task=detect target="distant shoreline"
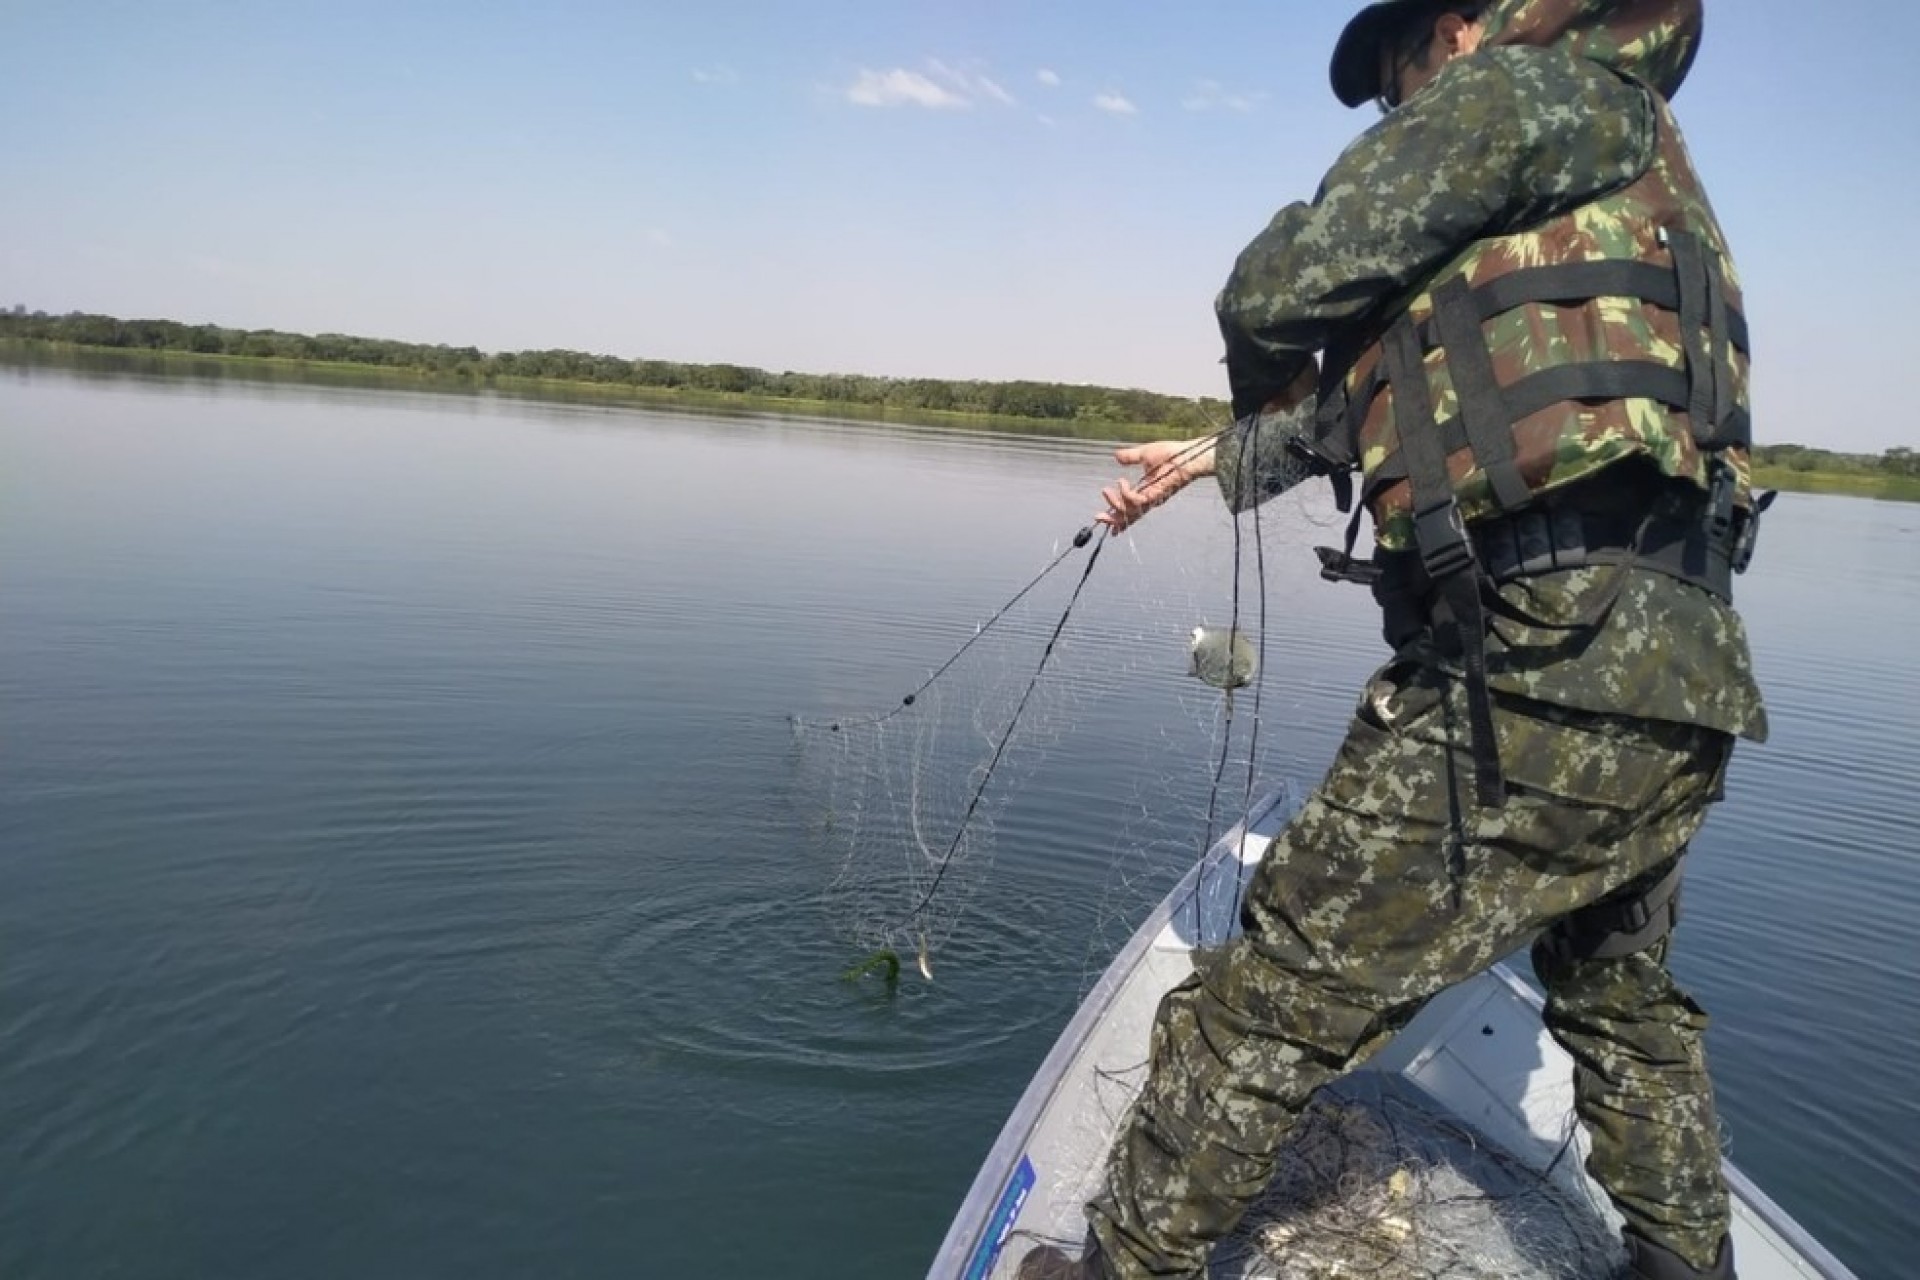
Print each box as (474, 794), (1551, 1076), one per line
(5, 334), (1915, 502)
(0, 339), (1189, 445)
(1749, 466), (1920, 502)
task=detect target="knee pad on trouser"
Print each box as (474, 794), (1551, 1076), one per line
(1538, 855), (1685, 968)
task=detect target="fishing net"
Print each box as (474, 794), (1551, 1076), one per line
(1048, 1064), (1625, 1280)
(1215, 1073), (1627, 1280)
(787, 433), (1341, 986)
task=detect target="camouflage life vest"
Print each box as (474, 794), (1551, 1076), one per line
(1311, 86), (1752, 553)
(1301, 0), (1763, 807)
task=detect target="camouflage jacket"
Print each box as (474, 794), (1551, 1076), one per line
(1213, 0), (1766, 741)
(1217, 0), (1707, 418)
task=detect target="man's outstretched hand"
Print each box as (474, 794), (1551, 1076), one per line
(1097, 437), (1218, 534)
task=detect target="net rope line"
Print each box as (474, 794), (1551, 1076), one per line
(806, 418), (1295, 970)
(1184, 411), (1271, 940)
(1239, 420), (1272, 910)
(798, 429), (1229, 736)
(897, 524), (1111, 933)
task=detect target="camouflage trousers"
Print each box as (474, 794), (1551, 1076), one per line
(1089, 658), (1735, 1278)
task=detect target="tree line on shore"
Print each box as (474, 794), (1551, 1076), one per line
(1752, 442), (1918, 479)
(6, 307), (1913, 476)
(0, 307), (1227, 430)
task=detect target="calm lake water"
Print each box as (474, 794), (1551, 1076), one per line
(2, 360), (1914, 1279)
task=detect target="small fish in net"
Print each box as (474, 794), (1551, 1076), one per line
(1188, 626), (1258, 692)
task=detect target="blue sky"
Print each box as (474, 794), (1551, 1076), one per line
(4, 1), (1916, 450)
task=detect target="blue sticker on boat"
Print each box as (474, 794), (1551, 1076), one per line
(962, 1155), (1037, 1280)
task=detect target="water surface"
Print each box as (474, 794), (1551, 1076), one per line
(1, 362), (1911, 1278)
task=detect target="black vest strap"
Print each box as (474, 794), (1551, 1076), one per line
(1382, 316), (1506, 809)
(1667, 229), (1717, 444)
(1706, 246), (1738, 445)
(1470, 259), (1750, 354)
(1319, 251), (1753, 476)
(1433, 276), (1532, 512)
(1363, 360), (1752, 494)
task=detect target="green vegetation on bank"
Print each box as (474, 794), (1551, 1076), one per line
(1753, 445), (1920, 501)
(6, 307), (1916, 498)
(0, 307), (1226, 440)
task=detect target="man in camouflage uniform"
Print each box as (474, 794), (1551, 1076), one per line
(1021, 2), (1762, 1278)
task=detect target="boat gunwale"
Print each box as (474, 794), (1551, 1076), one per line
(929, 786), (1296, 1277)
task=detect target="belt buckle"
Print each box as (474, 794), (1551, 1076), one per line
(1706, 458), (1737, 543)
(1731, 489), (1777, 575)
(1413, 500), (1474, 581)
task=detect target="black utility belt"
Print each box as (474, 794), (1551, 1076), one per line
(1469, 496), (1735, 603)
(1366, 481), (1765, 617)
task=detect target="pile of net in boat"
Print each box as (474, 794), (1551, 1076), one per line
(1210, 1073), (1627, 1280)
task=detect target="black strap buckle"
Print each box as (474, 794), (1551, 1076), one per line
(1413, 499), (1475, 582)
(1706, 457), (1737, 544)
(1538, 859), (1686, 967)
(1315, 546), (1380, 586)
(1732, 489), (1777, 574)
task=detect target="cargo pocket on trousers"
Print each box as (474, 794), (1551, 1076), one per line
(1493, 697), (1702, 813)
(1318, 661), (1457, 820)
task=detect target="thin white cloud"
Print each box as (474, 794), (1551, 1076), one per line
(926, 59), (1017, 107)
(974, 75), (1016, 107)
(643, 228), (674, 248)
(692, 66), (739, 86)
(1182, 80), (1267, 113)
(846, 68), (970, 109)
(843, 60), (1018, 110)
(925, 59), (964, 88)
(1092, 92), (1138, 116)
(1037, 68), (1061, 87)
